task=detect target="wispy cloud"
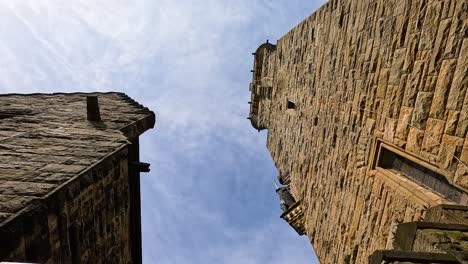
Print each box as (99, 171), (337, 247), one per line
(0, 0), (326, 263)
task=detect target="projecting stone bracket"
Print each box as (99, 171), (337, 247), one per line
(425, 204), (468, 225)
(280, 201), (305, 236)
(130, 161), (151, 173)
(369, 250), (459, 264)
(392, 221), (468, 251)
(372, 205), (468, 263)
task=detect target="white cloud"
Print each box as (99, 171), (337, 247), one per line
(0, 0), (327, 263)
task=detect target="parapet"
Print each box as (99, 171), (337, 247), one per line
(248, 41), (276, 131)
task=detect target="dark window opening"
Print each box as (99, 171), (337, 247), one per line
(287, 100), (296, 110)
(377, 146), (466, 204)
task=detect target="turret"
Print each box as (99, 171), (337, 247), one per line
(274, 181), (306, 236)
(278, 169), (291, 185)
(248, 40), (276, 131)
(275, 181), (296, 212)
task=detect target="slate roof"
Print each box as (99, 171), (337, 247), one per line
(0, 92), (155, 225)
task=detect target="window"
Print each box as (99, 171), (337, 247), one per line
(370, 139), (468, 206)
(287, 100), (296, 110)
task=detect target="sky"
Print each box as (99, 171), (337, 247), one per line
(0, 1), (327, 263)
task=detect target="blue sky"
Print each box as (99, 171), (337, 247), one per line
(0, 1), (326, 263)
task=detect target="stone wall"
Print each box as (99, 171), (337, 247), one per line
(0, 148), (132, 264)
(0, 93), (155, 263)
(251, 0), (467, 262)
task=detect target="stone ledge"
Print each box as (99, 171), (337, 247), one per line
(425, 204), (468, 225)
(369, 250), (459, 264)
(394, 221), (468, 251)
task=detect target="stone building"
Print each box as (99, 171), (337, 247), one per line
(248, 0), (468, 263)
(0, 93), (155, 264)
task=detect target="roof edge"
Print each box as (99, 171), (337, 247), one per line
(118, 93), (156, 138)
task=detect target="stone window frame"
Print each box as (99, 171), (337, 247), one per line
(368, 137), (454, 208)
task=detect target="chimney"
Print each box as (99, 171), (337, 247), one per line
(86, 95), (101, 122)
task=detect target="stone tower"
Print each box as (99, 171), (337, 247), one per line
(0, 93), (155, 264)
(249, 0), (468, 263)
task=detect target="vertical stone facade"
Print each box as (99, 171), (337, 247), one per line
(249, 0), (467, 263)
(1, 149), (132, 263)
(0, 93), (155, 264)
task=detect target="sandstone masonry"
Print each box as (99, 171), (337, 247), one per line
(248, 0), (468, 263)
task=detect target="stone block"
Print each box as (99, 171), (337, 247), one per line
(403, 33), (420, 72)
(461, 141), (468, 165)
(429, 59), (457, 119)
(443, 1), (467, 59)
(446, 39), (468, 111)
(396, 106), (413, 140)
(411, 92), (433, 129)
(383, 120), (397, 141)
(422, 118), (446, 154)
(407, 127), (424, 154)
(425, 204), (468, 226)
(455, 91), (468, 138)
(418, 0), (443, 51)
(454, 163), (468, 190)
(444, 110), (460, 135)
(376, 68), (390, 99)
(428, 18), (452, 74)
(438, 134), (464, 173)
(389, 49), (407, 85)
(369, 250), (459, 264)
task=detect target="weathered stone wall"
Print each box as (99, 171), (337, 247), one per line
(252, 0), (467, 262)
(0, 93), (155, 263)
(0, 148), (132, 264)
